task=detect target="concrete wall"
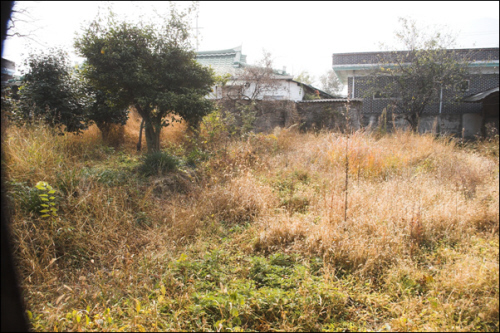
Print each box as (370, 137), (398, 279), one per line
(217, 97), (494, 138)
(296, 101), (361, 132)
(462, 113), (483, 138)
(361, 111), (494, 138)
(217, 99), (361, 133)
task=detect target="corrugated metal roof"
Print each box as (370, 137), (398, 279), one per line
(463, 87), (499, 103)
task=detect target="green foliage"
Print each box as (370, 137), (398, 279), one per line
(80, 167), (130, 186)
(79, 73), (129, 141)
(185, 252), (347, 331)
(35, 181), (58, 218)
(8, 181), (45, 214)
(239, 103), (257, 135)
(15, 48), (87, 134)
(249, 253), (296, 288)
(139, 151), (179, 176)
(75, 7), (215, 152)
(294, 71), (315, 85)
(9, 181), (58, 217)
(186, 147), (209, 167)
(271, 169), (311, 214)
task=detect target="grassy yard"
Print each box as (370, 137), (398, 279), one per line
(3, 111), (499, 332)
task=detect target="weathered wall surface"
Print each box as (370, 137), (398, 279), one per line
(360, 111), (497, 138)
(216, 99), (299, 133)
(217, 99), (361, 133)
(217, 98), (496, 138)
(296, 101), (362, 132)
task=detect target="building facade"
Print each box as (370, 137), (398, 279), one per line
(332, 48), (499, 136)
(196, 46), (335, 102)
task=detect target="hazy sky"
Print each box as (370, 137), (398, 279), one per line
(3, 1), (499, 86)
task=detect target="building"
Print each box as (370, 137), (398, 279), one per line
(196, 46), (335, 101)
(1, 58), (15, 85)
(332, 48), (499, 136)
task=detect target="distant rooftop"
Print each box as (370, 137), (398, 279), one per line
(196, 46), (247, 75)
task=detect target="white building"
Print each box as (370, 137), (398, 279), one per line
(196, 46), (335, 101)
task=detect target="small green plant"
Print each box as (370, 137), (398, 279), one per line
(34, 181), (58, 218)
(186, 147), (209, 167)
(9, 181), (58, 217)
(139, 151), (179, 176)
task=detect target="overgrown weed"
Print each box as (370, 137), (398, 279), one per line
(4, 121), (498, 332)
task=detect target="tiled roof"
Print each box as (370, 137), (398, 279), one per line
(196, 46), (246, 73)
(196, 46), (242, 56)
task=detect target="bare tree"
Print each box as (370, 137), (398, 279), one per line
(216, 51), (292, 134)
(365, 17), (472, 131)
(319, 69), (343, 96)
(5, 2), (43, 45)
(224, 51), (284, 102)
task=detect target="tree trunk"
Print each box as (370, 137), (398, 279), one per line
(137, 118), (144, 151)
(144, 120), (161, 153)
(135, 104), (161, 153)
(406, 113), (419, 132)
(97, 122), (111, 142)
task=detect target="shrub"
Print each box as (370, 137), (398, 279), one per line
(139, 151), (179, 176)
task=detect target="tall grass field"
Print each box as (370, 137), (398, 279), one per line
(3, 112), (499, 332)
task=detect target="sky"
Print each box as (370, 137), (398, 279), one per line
(3, 1), (499, 88)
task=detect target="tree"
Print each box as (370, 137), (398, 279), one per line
(365, 17), (471, 131)
(226, 51), (283, 101)
(319, 70), (343, 96)
(75, 62), (129, 142)
(75, 7), (215, 153)
(16, 48), (87, 133)
(294, 71), (315, 85)
(83, 85), (129, 142)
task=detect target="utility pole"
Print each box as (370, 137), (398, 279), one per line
(194, 13), (203, 51)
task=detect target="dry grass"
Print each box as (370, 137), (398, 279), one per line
(3, 118), (498, 331)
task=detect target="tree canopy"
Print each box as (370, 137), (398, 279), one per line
(75, 8), (215, 152)
(16, 48), (87, 133)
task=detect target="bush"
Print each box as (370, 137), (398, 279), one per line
(139, 151), (179, 176)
